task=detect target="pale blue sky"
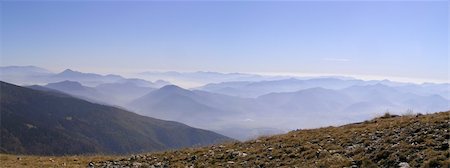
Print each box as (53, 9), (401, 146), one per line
(1, 1), (448, 82)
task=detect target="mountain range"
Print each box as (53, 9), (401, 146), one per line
(0, 81), (231, 155)
(198, 78), (450, 98)
(1, 66), (449, 141)
(126, 83), (450, 140)
(136, 71), (286, 88)
(0, 66), (170, 88)
(40, 80), (155, 106)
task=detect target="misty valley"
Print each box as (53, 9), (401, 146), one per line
(1, 1), (448, 167)
(1, 66), (449, 142)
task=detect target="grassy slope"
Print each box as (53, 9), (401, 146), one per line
(93, 111), (450, 167)
(1, 111), (448, 167)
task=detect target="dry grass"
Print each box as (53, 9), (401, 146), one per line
(0, 154), (117, 168)
(94, 111), (450, 167)
(1, 111), (449, 167)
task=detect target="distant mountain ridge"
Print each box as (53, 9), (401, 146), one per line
(197, 78), (443, 98)
(127, 83), (450, 140)
(0, 66), (52, 75)
(136, 71), (285, 88)
(0, 81), (231, 155)
(128, 85), (274, 140)
(44, 80), (115, 105)
(2, 65), (449, 141)
(0, 66), (170, 88)
(41, 80), (155, 106)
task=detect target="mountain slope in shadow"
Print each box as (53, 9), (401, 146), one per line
(0, 81), (231, 155)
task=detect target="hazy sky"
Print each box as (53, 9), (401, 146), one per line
(1, 1), (448, 83)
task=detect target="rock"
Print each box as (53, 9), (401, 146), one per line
(88, 162), (94, 168)
(398, 162), (410, 168)
(189, 155), (197, 161)
(240, 152), (248, 157)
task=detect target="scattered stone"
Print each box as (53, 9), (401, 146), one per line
(89, 112), (449, 168)
(240, 152), (248, 157)
(398, 162), (410, 168)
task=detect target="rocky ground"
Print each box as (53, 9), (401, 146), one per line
(92, 111), (449, 168)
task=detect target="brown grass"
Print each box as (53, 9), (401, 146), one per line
(0, 154), (117, 168)
(94, 111), (450, 167)
(1, 111), (449, 167)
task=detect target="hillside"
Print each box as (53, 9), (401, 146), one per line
(93, 111), (449, 167)
(127, 85), (267, 141)
(0, 81), (231, 155)
(44, 80), (115, 105)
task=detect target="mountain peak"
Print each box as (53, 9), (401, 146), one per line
(46, 80), (85, 90)
(159, 85), (185, 91)
(54, 69), (102, 79)
(143, 84), (193, 98)
(62, 69), (76, 73)
(57, 69), (81, 76)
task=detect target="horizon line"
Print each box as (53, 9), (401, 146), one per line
(1, 65), (448, 85)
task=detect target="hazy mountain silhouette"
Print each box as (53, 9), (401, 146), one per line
(51, 69), (124, 86)
(128, 85), (281, 140)
(341, 84), (450, 115)
(3, 66), (449, 141)
(0, 81), (231, 155)
(136, 71), (280, 88)
(45, 80), (114, 105)
(95, 82), (155, 106)
(0, 66), (53, 85)
(0, 66), (51, 75)
(257, 87), (354, 115)
(0, 66), (170, 88)
(199, 78), (368, 98)
(198, 78), (450, 99)
(128, 85), (227, 126)
(128, 83), (450, 140)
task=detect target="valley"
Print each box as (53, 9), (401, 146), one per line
(1, 1), (447, 167)
(2, 66), (449, 141)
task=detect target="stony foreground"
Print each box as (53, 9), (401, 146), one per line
(93, 111), (450, 168)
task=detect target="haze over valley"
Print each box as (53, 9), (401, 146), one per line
(2, 66), (448, 141)
(0, 1), (448, 167)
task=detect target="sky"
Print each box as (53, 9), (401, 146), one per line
(1, 1), (448, 83)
